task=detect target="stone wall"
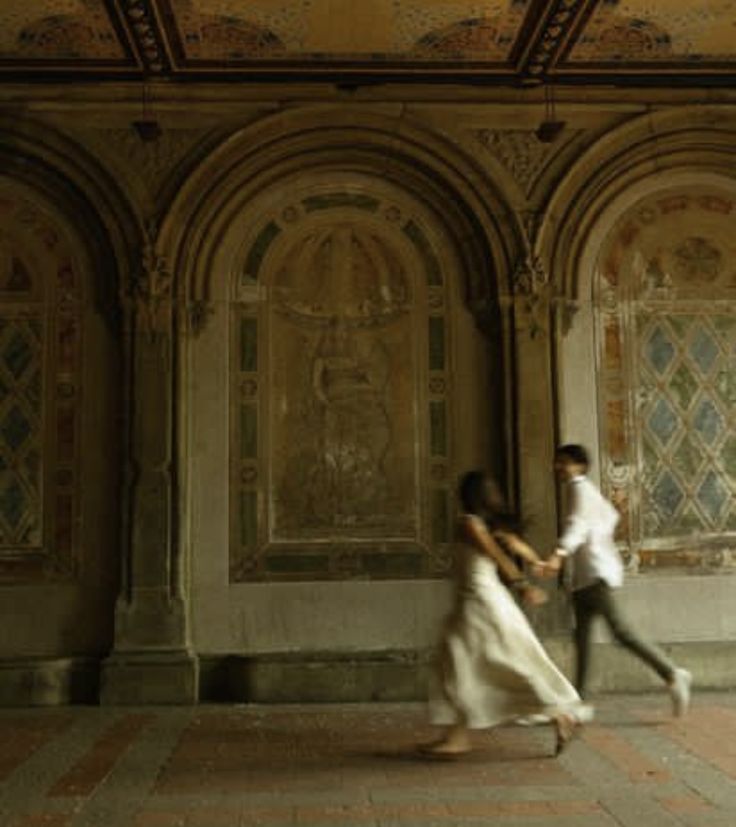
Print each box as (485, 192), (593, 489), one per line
(0, 84), (734, 702)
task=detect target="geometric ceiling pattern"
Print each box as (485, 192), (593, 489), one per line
(1, 0), (736, 84)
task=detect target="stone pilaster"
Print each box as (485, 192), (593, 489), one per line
(512, 253), (568, 634)
(101, 230), (198, 704)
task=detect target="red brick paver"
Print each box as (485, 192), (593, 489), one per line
(658, 706), (736, 778)
(2, 696), (736, 827)
(582, 724), (671, 783)
(49, 714), (155, 797)
(0, 715), (72, 782)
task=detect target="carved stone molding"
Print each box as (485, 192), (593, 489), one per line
(519, 0), (594, 80)
(122, 0), (168, 73)
(476, 130), (554, 194)
(555, 297), (580, 335)
(133, 230), (172, 340)
(513, 254), (550, 339)
(186, 299), (214, 337)
(513, 254), (548, 297)
(97, 128), (209, 199)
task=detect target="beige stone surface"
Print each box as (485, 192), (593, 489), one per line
(0, 84), (734, 702)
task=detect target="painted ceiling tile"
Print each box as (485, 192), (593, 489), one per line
(570, 0), (736, 63)
(0, 1), (124, 61)
(167, 0), (528, 62)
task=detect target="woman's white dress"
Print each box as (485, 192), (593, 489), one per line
(430, 515), (582, 729)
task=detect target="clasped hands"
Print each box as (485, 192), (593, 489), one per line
(531, 550), (563, 580)
(518, 552), (563, 607)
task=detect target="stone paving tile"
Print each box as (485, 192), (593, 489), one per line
(377, 816), (619, 827)
(658, 794), (714, 816)
(71, 710), (191, 827)
(1, 695), (736, 826)
(626, 698), (736, 816)
(0, 714), (73, 782)
(658, 706), (736, 779)
(598, 792), (684, 827)
(0, 710), (119, 826)
(581, 725), (672, 783)
(49, 714), (155, 798)
(10, 814), (75, 827)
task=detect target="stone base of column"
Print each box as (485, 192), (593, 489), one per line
(0, 657), (99, 706)
(100, 650), (199, 705)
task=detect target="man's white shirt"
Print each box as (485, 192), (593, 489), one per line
(557, 476), (623, 591)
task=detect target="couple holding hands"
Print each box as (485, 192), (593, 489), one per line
(422, 444), (692, 759)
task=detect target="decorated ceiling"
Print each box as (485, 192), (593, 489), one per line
(1, 0), (735, 83)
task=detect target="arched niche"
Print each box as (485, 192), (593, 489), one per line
(0, 174), (123, 660)
(557, 170), (736, 575)
(163, 112), (517, 655)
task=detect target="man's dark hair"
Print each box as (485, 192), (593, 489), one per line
(556, 443), (589, 468)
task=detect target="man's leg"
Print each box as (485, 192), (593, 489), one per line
(572, 586), (597, 697)
(596, 582), (675, 682)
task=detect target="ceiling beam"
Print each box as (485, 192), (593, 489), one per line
(514, 0), (597, 82)
(120, 0), (170, 74)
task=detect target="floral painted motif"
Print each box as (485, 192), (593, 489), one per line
(0, 195), (82, 582)
(596, 187), (736, 566)
(570, 0), (736, 63)
(0, 1), (123, 60)
(168, 0), (526, 62)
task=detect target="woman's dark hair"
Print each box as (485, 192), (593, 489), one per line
(556, 443), (590, 468)
(458, 470), (522, 531)
(458, 470), (487, 515)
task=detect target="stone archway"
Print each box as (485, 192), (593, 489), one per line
(539, 111), (736, 661)
(586, 176), (736, 573)
(229, 175), (464, 585)
(162, 110), (517, 662)
(541, 108), (736, 495)
(0, 128), (130, 702)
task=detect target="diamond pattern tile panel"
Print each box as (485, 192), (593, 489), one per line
(0, 318), (43, 547)
(648, 398), (679, 446)
(637, 314), (736, 536)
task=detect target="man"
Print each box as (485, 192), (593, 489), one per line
(546, 444), (692, 717)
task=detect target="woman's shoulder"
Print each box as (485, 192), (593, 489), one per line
(456, 513), (485, 539)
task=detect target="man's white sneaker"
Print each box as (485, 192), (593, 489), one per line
(514, 713), (551, 726)
(576, 703), (596, 724)
(669, 668), (692, 717)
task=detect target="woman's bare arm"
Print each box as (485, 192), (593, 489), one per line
(492, 529), (542, 565)
(462, 517), (525, 582)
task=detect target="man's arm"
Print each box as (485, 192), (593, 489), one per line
(547, 484), (587, 571)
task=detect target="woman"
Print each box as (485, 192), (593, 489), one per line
(422, 471), (584, 758)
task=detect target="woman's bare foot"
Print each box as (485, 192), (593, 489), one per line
(553, 713), (579, 756)
(417, 726), (471, 758)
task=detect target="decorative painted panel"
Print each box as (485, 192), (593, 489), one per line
(569, 0), (736, 65)
(596, 188), (736, 571)
(0, 1), (125, 60)
(230, 188), (453, 582)
(0, 317), (44, 547)
(0, 195), (82, 581)
(163, 0), (528, 64)
(2, 0), (736, 82)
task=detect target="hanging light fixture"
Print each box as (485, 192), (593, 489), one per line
(536, 84), (565, 144)
(131, 80), (162, 142)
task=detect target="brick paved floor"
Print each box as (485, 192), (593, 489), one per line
(1, 692), (736, 826)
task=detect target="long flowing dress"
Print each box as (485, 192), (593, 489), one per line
(430, 514), (582, 729)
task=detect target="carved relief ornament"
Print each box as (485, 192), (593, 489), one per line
(133, 236), (172, 340)
(476, 130), (552, 194)
(513, 254), (549, 339)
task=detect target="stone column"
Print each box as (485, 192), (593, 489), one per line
(511, 254), (568, 635)
(101, 232), (198, 704)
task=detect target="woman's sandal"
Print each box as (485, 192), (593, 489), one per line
(553, 713), (580, 757)
(416, 740), (472, 761)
